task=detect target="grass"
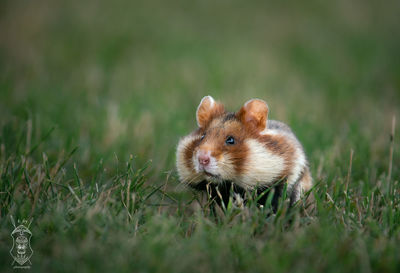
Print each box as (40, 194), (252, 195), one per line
(0, 0), (400, 272)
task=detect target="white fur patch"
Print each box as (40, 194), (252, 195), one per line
(259, 122), (308, 195)
(208, 96), (215, 107)
(260, 128), (279, 136)
(287, 150), (306, 190)
(237, 139), (285, 189)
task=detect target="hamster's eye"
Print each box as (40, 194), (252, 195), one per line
(200, 133), (206, 140)
(225, 136), (235, 145)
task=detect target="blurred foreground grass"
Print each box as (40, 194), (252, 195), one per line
(0, 0), (400, 272)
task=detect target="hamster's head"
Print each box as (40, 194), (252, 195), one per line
(176, 96), (269, 184)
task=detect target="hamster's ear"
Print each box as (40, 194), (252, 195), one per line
(196, 96), (225, 128)
(237, 99), (269, 132)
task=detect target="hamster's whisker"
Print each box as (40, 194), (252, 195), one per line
(185, 173), (203, 185)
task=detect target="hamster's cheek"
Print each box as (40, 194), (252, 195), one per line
(176, 134), (201, 181)
(192, 148), (200, 173)
(217, 153), (236, 180)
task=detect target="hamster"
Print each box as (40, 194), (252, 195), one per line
(176, 96), (313, 211)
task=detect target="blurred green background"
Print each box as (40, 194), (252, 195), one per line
(1, 0), (399, 174)
(0, 0), (400, 272)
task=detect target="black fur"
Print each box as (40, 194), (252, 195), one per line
(222, 112), (238, 123)
(189, 180), (284, 212)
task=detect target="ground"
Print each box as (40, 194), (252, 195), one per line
(0, 0), (400, 272)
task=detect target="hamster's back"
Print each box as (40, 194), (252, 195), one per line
(267, 120), (293, 133)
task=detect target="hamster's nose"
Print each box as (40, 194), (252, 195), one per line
(198, 154), (210, 166)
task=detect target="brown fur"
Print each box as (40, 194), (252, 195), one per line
(299, 167), (315, 212)
(194, 110), (297, 179)
(196, 98), (225, 128)
(196, 116), (250, 175)
(301, 168), (313, 192)
(177, 96), (313, 211)
(237, 99), (269, 132)
(183, 132), (201, 170)
(257, 134), (295, 179)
